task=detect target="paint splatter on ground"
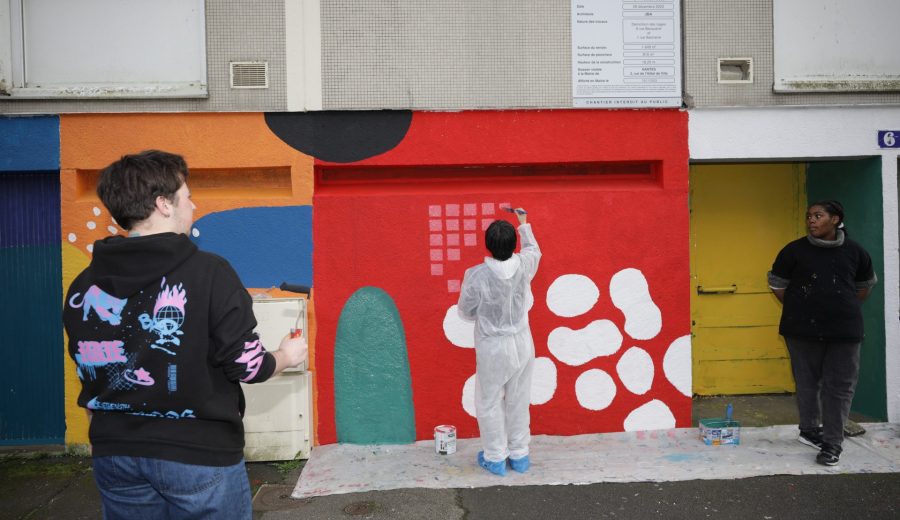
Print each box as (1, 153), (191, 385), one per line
(293, 423), (900, 499)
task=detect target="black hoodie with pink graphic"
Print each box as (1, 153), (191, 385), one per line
(64, 232), (275, 466)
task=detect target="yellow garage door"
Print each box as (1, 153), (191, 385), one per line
(690, 163), (805, 394)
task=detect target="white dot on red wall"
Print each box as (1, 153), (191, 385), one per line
(192, 228), (200, 238)
(431, 263), (444, 276)
(481, 219), (493, 230)
(531, 357), (558, 405)
(663, 335), (692, 397)
(429, 219), (442, 232)
(430, 234), (443, 246)
(443, 304), (474, 348)
(445, 204), (460, 217)
(447, 249), (460, 261)
(462, 374), (477, 417)
(68, 233), (76, 243)
(430, 249), (443, 261)
(464, 204), (477, 216)
(481, 203), (495, 215)
(610, 268), (662, 340)
(429, 205), (442, 217)
(86, 244), (94, 253)
(623, 400), (676, 431)
(546, 274), (600, 318)
(447, 234), (460, 247)
(575, 369), (617, 411)
(446, 219), (459, 231)
(86, 221), (97, 230)
(616, 347), (654, 395)
(447, 279), (461, 293)
(464, 233), (476, 246)
(92, 207), (101, 216)
(548, 320), (622, 366)
(464, 219), (476, 231)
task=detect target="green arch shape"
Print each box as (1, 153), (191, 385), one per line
(334, 286), (415, 444)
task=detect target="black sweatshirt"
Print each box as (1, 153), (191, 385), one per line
(64, 233), (275, 466)
(770, 235), (876, 342)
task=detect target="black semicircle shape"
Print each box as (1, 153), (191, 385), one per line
(264, 111), (413, 163)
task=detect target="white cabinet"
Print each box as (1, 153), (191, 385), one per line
(242, 298), (312, 461)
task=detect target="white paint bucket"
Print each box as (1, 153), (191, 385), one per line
(434, 425), (457, 455)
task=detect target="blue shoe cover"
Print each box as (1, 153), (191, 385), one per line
(477, 451), (506, 476)
(509, 455), (530, 473)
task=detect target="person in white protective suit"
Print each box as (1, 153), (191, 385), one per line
(457, 208), (540, 476)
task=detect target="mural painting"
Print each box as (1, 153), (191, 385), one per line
(307, 110), (692, 444)
(58, 109), (691, 448)
(58, 113), (316, 445)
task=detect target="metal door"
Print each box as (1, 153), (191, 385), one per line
(689, 164), (805, 394)
(0, 172), (65, 444)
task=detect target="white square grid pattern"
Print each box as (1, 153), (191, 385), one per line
(428, 201), (509, 293)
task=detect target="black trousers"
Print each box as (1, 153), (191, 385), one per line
(785, 337), (861, 447)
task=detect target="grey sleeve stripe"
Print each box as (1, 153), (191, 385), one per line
(856, 273), (878, 290)
(767, 271), (789, 290)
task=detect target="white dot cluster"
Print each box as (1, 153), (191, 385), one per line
(68, 206), (119, 254)
(445, 268), (692, 432)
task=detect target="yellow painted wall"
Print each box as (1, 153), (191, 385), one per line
(59, 113), (317, 445)
(690, 163), (806, 394)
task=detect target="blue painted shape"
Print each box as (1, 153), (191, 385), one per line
(192, 206), (312, 288)
(0, 173), (64, 445)
(661, 453), (704, 463)
(0, 173), (62, 247)
(334, 287), (416, 444)
(0, 116), (60, 172)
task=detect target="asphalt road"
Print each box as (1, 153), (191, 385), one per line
(256, 473), (900, 520)
(3, 454), (897, 519)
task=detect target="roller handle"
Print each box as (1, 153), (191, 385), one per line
(279, 282), (310, 338)
(279, 282), (311, 295)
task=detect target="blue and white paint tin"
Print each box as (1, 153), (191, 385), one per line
(434, 425), (457, 455)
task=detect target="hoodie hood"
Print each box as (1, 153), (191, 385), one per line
(483, 254), (521, 280)
(88, 233), (198, 298)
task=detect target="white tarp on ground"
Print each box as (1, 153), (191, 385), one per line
(293, 423), (900, 499)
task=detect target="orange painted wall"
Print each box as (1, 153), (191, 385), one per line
(59, 113), (318, 445)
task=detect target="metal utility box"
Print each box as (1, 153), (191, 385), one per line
(242, 298), (312, 461)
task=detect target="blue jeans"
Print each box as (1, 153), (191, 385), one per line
(92, 456), (251, 520)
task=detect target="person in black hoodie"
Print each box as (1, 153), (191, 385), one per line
(64, 150), (308, 519)
(768, 200), (877, 467)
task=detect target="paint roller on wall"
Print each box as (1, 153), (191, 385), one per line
(280, 282), (311, 338)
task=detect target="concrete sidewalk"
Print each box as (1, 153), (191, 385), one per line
(2, 395), (892, 518)
(2, 424), (897, 519)
(289, 423), (900, 499)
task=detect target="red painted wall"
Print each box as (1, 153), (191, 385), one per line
(314, 110), (689, 444)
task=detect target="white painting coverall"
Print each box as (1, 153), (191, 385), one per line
(457, 223), (541, 463)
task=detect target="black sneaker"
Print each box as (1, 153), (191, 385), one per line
(816, 443), (842, 466)
(798, 427), (824, 450)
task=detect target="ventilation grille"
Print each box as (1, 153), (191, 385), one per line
(230, 61), (269, 89)
(717, 58), (753, 84)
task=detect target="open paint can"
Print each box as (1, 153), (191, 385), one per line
(434, 425), (457, 455)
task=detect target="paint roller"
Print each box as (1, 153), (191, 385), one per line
(279, 282), (311, 338)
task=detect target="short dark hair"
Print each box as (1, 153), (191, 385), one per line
(485, 220), (517, 260)
(96, 150), (188, 230)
